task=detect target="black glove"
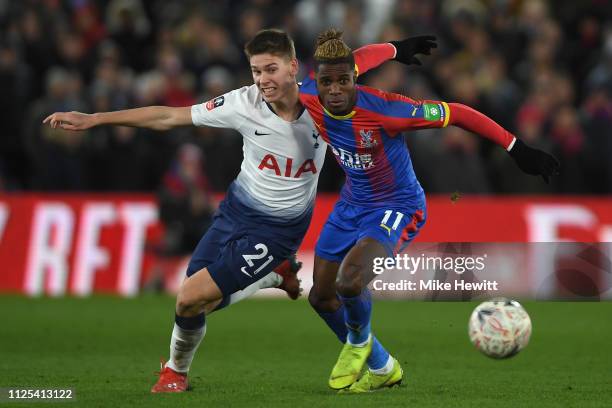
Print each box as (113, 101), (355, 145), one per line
(389, 35), (437, 66)
(508, 139), (560, 183)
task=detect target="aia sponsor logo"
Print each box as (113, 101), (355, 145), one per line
(258, 154), (317, 178)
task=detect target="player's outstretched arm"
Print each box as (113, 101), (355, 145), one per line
(447, 103), (560, 183)
(43, 106), (192, 132)
(351, 36), (438, 76)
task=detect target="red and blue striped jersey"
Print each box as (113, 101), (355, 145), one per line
(299, 77), (451, 209)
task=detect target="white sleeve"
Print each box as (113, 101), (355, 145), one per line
(191, 87), (249, 129)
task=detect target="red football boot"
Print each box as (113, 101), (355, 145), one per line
(274, 255), (303, 300)
(151, 359), (189, 393)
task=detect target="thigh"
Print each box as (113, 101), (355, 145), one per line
(315, 202), (359, 263)
(178, 266), (223, 310)
(338, 236), (389, 292)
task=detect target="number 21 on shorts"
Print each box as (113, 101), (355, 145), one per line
(380, 210), (404, 236)
(240, 243), (274, 277)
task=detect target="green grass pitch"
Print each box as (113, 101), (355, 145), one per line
(0, 296), (611, 407)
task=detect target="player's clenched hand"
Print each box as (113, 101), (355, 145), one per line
(389, 35), (437, 66)
(43, 111), (96, 131)
(509, 139), (560, 183)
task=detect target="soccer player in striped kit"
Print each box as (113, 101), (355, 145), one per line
(299, 29), (559, 392)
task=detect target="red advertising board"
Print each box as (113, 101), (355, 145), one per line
(0, 194), (162, 295)
(1, 194), (611, 296)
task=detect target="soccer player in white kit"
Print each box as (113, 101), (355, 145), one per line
(44, 29), (435, 392)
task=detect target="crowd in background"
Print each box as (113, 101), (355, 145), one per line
(0, 0), (611, 196)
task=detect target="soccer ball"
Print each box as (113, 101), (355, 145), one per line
(468, 298), (532, 359)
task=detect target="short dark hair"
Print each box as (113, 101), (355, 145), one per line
(244, 29), (296, 60)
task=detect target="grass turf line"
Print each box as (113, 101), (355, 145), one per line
(0, 296), (610, 407)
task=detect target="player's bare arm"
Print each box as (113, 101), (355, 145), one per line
(42, 106), (192, 132)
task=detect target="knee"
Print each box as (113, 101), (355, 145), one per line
(176, 288), (204, 317)
(176, 267), (223, 316)
(336, 263), (363, 297)
(308, 288), (339, 312)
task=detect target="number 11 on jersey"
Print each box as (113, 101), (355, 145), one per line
(380, 210), (404, 236)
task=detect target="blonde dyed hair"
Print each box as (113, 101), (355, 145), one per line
(314, 28), (352, 61)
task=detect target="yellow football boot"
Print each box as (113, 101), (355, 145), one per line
(328, 335), (372, 390)
(341, 357), (403, 393)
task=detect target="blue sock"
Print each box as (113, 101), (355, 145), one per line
(367, 337), (390, 370)
(340, 288), (372, 345)
(175, 313), (205, 330)
(316, 302), (348, 342)
(315, 296), (389, 369)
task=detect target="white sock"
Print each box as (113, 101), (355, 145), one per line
(347, 333), (371, 348)
(369, 355), (394, 375)
(226, 272), (282, 306)
(166, 323), (206, 373)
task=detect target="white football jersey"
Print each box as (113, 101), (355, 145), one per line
(191, 85), (326, 219)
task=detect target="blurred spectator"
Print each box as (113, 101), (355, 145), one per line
(237, 8), (265, 46)
(17, 7), (56, 98)
(515, 73), (554, 144)
(0, 41), (32, 188)
(391, 0), (437, 38)
(581, 88), (612, 193)
(24, 67), (89, 190)
(429, 127), (491, 193)
(73, 2), (107, 52)
(106, 0), (152, 71)
(585, 24), (612, 94)
(200, 66), (233, 101)
(156, 46), (196, 107)
(478, 53), (522, 131)
(549, 106), (587, 193)
(85, 125), (156, 191)
(158, 143), (214, 256)
(55, 29), (93, 78)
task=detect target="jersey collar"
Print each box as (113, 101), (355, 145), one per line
(264, 100), (306, 121)
(323, 106), (356, 120)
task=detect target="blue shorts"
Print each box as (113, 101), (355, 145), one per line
(186, 183), (312, 296)
(315, 200), (426, 263)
